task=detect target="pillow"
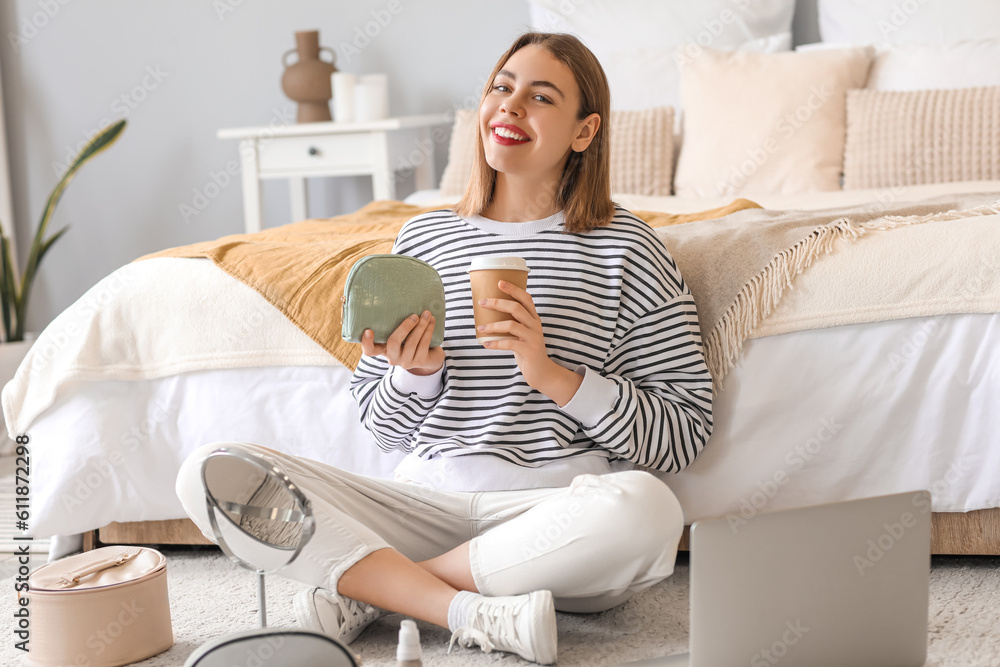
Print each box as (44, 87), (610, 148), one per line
(599, 35), (791, 112)
(842, 87), (1000, 190)
(866, 39), (1000, 91)
(528, 0), (795, 112)
(438, 107), (676, 197)
(528, 0), (795, 55)
(608, 107), (675, 196)
(818, 0), (1000, 44)
(673, 47), (874, 198)
(798, 39), (1000, 91)
(438, 109), (477, 197)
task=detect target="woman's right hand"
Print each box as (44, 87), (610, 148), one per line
(360, 310), (445, 376)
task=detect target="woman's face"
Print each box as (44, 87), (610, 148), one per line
(479, 44), (596, 185)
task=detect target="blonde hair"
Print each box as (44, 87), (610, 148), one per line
(453, 32), (615, 234)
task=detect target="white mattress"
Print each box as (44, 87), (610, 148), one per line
(26, 312), (1000, 537)
(22, 180), (1000, 538)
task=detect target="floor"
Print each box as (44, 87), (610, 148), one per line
(2, 547), (998, 666)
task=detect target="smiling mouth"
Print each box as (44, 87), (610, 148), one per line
(492, 126), (530, 142)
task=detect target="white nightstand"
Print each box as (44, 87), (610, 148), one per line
(218, 113), (451, 233)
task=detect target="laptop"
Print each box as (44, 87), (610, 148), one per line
(626, 491), (931, 667)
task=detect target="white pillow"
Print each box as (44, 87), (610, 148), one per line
(867, 39), (1000, 91)
(600, 34), (791, 111)
(674, 47), (875, 198)
(818, 0), (1000, 44)
(799, 38), (1000, 91)
(528, 0), (795, 55)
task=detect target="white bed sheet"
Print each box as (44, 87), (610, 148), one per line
(25, 312), (999, 538)
(406, 179), (1000, 212)
(22, 180), (1000, 538)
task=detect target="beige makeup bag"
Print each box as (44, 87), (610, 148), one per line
(25, 545), (173, 666)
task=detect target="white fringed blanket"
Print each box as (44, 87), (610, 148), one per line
(656, 193), (1000, 383)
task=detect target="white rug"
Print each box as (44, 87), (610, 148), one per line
(2, 547), (997, 666)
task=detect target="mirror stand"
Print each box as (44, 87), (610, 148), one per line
(185, 446), (357, 667)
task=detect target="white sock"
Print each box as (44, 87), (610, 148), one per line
(447, 590), (481, 631)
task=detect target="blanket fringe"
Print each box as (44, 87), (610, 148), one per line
(859, 199), (1000, 231)
(704, 199), (1000, 386)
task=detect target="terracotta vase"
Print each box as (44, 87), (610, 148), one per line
(281, 30), (338, 123)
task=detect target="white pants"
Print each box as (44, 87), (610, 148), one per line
(176, 442), (685, 613)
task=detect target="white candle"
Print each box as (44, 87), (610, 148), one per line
(355, 73), (388, 121)
(331, 72), (355, 122)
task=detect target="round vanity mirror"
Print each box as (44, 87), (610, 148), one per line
(192, 448), (355, 666)
(201, 447), (315, 573)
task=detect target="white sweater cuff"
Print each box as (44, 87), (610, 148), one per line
(560, 365), (618, 427)
(390, 365), (444, 398)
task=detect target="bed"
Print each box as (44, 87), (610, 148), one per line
(6, 0), (1000, 558)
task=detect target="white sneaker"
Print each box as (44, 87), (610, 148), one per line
(294, 587), (387, 644)
(448, 590), (558, 664)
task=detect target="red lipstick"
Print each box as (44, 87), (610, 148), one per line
(490, 123), (530, 145)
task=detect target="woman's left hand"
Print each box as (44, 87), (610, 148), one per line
(479, 281), (582, 404)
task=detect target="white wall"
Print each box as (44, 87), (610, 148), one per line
(0, 0), (533, 333)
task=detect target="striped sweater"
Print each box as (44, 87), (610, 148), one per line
(350, 207), (713, 491)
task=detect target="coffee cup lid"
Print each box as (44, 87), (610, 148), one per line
(468, 256), (530, 273)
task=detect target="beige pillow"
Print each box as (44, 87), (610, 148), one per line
(674, 47), (874, 198)
(437, 107), (675, 197)
(608, 107), (675, 196)
(843, 87), (1000, 190)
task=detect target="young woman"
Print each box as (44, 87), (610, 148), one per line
(178, 32), (712, 664)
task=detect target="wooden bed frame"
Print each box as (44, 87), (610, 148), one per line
(85, 509), (1000, 555)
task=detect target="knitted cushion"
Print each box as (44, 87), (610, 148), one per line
(608, 107), (675, 196)
(438, 107), (675, 197)
(843, 87), (1000, 190)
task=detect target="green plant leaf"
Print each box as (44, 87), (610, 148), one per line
(14, 118), (126, 342)
(0, 234), (17, 341)
(0, 236), (9, 340)
(25, 119), (126, 280)
(37, 225), (69, 265)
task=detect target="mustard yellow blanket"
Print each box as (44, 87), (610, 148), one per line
(141, 199), (760, 370)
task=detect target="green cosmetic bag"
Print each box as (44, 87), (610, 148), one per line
(341, 254), (446, 346)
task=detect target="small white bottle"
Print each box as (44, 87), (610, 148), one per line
(397, 619), (423, 667)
